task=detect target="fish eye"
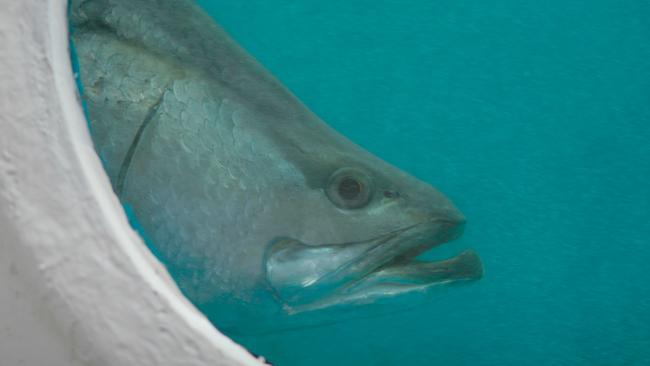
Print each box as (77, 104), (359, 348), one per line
(326, 168), (374, 209)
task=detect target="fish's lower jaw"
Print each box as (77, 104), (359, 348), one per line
(264, 222), (482, 313)
(281, 249), (483, 314)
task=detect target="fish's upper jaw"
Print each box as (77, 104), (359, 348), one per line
(263, 217), (481, 313)
(408, 193), (466, 229)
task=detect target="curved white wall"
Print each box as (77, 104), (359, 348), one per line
(0, 1), (264, 365)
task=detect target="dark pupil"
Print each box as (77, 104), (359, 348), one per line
(338, 177), (362, 200)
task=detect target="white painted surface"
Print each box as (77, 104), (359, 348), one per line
(0, 1), (264, 365)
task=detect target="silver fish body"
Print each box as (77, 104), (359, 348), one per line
(71, 0), (482, 328)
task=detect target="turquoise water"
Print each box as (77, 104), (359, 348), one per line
(195, 1), (650, 365)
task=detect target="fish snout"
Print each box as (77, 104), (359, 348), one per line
(401, 178), (465, 226)
(437, 215), (465, 243)
(398, 194), (466, 254)
(407, 202), (466, 235)
(438, 205), (466, 227)
(428, 205), (466, 246)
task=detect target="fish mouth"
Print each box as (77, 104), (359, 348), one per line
(264, 220), (483, 314)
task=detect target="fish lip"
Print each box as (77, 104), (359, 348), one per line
(356, 218), (468, 279)
(264, 218), (479, 311)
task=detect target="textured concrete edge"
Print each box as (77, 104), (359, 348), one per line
(0, 0), (265, 365)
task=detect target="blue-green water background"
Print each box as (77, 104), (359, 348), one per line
(194, 1), (650, 365)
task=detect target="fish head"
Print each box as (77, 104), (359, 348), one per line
(259, 117), (483, 313)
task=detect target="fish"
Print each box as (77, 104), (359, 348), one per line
(70, 0), (482, 328)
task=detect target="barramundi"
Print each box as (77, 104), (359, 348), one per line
(70, 0), (482, 331)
